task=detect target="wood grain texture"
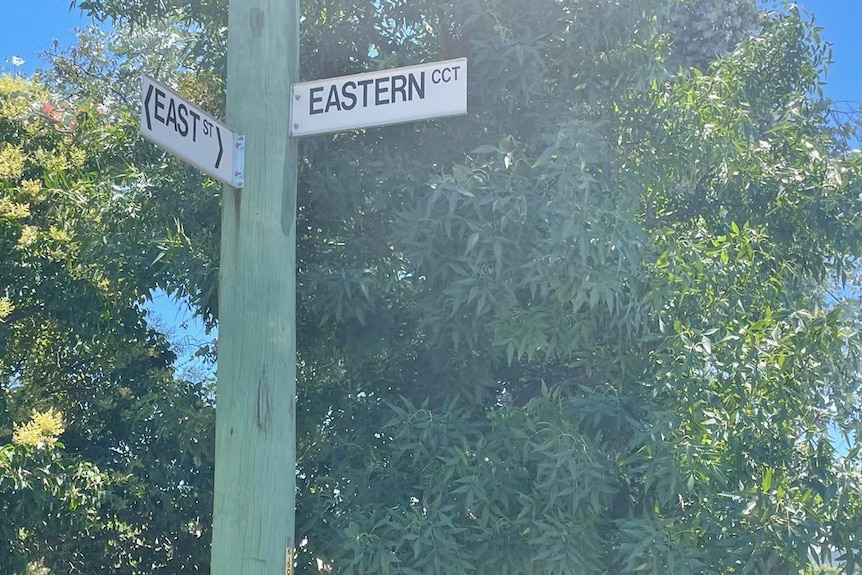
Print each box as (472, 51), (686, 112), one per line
(211, 1), (299, 573)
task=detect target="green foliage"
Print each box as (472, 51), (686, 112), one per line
(0, 73), (215, 573)
(0, 438), (104, 575)
(299, 5), (862, 573)
(665, 0), (761, 71)
(39, 22), (224, 324)
(3, 0), (859, 573)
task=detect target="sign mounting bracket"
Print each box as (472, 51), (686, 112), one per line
(232, 135), (246, 188)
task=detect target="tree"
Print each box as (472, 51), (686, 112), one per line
(0, 70), (215, 573)
(9, 0), (861, 573)
(0, 408), (103, 575)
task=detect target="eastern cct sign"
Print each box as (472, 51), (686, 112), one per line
(139, 75), (244, 187)
(290, 58), (467, 137)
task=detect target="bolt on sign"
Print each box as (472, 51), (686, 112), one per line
(290, 58), (467, 137)
(139, 75), (245, 188)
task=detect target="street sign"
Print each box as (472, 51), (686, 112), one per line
(290, 58), (467, 137)
(139, 75), (245, 188)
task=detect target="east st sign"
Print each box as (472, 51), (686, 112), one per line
(139, 75), (244, 187)
(144, 84), (221, 150)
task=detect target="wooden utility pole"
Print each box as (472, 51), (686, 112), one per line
(211, 0), (299, 573)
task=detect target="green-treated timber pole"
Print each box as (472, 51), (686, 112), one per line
(212, 0), (299, 573)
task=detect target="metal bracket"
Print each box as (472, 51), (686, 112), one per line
(232, 134), (246, 188)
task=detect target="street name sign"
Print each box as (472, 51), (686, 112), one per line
(290, 58), (467, 137)
(139, 75), (245, 188)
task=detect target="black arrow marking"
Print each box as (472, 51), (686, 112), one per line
(215, 126), (223, 169)
(144, 83), (153, 130)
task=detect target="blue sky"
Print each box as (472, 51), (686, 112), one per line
(802, 0), (862, 106)
(0, 1), (91, 74)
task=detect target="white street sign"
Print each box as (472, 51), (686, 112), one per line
(290, 58), (467, 137)
(139, 75), (245, 188)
